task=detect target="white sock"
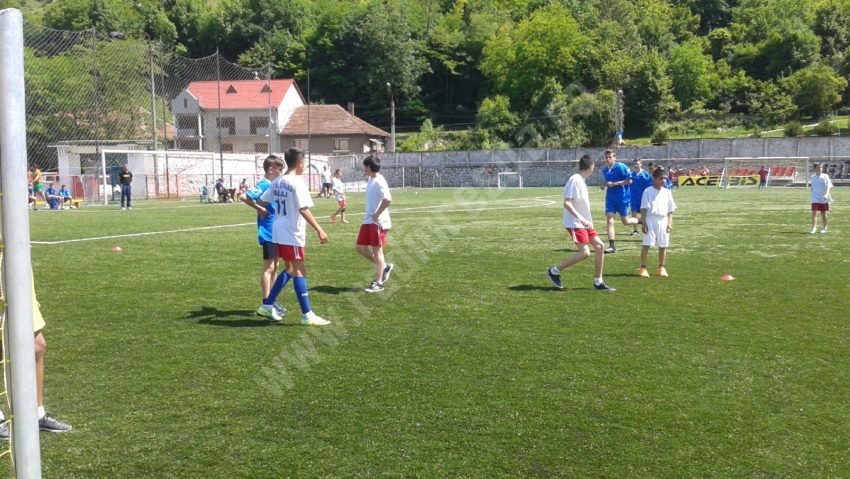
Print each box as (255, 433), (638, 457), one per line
(37, 406), (45, 419)
(594, 277), (603, 286)
(0, 410), (5, 421)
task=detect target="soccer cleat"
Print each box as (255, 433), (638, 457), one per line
(630, 231), (639, 236)
(382, 263), (394, 284)
(594, 282), (616, 291)
(639, 268), (650, 278)
(256, 304), (283, 321)
(121, 207), (126, 210)
(272, 302), (287, 316)
(364, 281), (384, 293)
(0, 420), (8, 441)
(604, 247), (616, 254)
(820, 227), (828, 233)
(301, 311), (330, 326)
(39, 413), (72, 433)
(656, 267), (668, 278)
(546, 267), (563, 289)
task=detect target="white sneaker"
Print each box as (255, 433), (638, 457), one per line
(809, 228), (817, 235)
(272, 302), (287, 316)
(301, 311), (330, 326)
(820, 227), (828, 233)
(122, 207), (127, 210)
(256, 304), (283, 321)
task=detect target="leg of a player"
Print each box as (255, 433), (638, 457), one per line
(261, 258), (277, 302)
(591, 236), (605, 285)
(371, 245), (386, 284)
(822, 210), (829, 230)
(35, 332), (45, 408)
(811, 210), (818, 233)
(264, 259), (292, 307)
(640, 245), (650, 270)
(555, 240), (591, 272)
(605, 212), (617, 251)
(356, 243), (375, 263)
(288, 259), (313, 315)
(658, 247), (667, 270)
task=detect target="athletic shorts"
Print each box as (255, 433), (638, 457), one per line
(323, 182), (332, 190)
(642, 216), (670, 248)
(33, 183), (44, 193)
(337, 197), (346, 208)
(277, 244), (305, 261)
(759, 179), (766, 186)
(357, 224), (388, 247)
(630, 197), (642, 214)
(811, 202), (829, 212)
(605, 200), (630, 217)
(261, 241), (279, 260)
(566, 227), (598, 245)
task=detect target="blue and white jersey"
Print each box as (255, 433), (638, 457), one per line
(603, 161), (631, 204)
(246, 178), (275, 245)
(259, 174), (314, 247)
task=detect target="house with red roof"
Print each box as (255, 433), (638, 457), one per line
(171, 80), (388, 155)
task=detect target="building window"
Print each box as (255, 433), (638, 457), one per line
(333, 138), (350, 152)
(294, 139), (309, 151)
(250, 117), (270, 135)
(216, 117), (235, 135)
(183, 98), (187, 109)
(222, 143), (234, 153)
(255, 143), (269, 153)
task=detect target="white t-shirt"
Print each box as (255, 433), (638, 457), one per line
(641, 186), (677, 217)
(811, 174), (833, 203)
(331, 177), (344, 199)
(363, 173), (392, 229)
(259, 174), (314, 247)
(321, 169), (332, 184)
(562, 173), (592, 228)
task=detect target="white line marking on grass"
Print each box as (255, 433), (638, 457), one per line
(31, 223), (254, 245)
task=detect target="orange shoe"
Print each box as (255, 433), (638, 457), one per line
(639, 268), (650, 278)
(656, 267), (668, 278)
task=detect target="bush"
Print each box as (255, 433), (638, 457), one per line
(813, 120), (838, 136)
(784, 122), (803, 137)
(651, 128), (670, 144)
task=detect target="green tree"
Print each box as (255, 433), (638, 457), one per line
(813, 0), (850, 59)
(623, 51), (677, 134)
(782, 64), (848, 118)
(475, 95), (519, 144)
(668, 39), (716, 109)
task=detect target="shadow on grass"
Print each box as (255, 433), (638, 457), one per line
(508, 285), (580, 292)
(197, 318), (286, 327)
(187, 306), (286, 327)
(312, 285), (363, 295)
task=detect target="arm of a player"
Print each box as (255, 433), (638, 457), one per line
(371, 198), (391, 224)
(666, 213), (673, 232)
(240, 193), (267, 217)
(563, 198), (591, 228)
(300, 208), (329, 244)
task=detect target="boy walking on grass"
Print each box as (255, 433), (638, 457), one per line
(638, 166), (677, 278)
(257, 148), (331, 325)
(330, 169), (349, 224)
(810, 162), (833, 234)
(546, 155), (615, 291)
(357, 156), (394, 293)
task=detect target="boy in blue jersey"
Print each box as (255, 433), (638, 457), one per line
(58, 184), (73, 209)
(257, 148), (330, 326)
(241, 155), (286, 320)
(599, 150), (639, 253)
(45, 183), (60, 210)
(629, 159), (652, 236)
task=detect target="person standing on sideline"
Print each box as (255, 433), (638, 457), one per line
(240, 155), (286, 320)
(118, 164), (133, 210)
(629, 159), (652, 236)
(546, 155), (615, 291)
(357, 155), (394, 293)
(257, 148), (331, 325)
(639, 166), (677, 278)
(810, 162), (834, 234)
(320, 166), (332, 198)
(600, 150), (639, 253)
(330, 169), (349, 224)
(758, 165), (768, 189)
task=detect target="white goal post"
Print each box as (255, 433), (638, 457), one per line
(721, 157), (810, 188)
(497, 171), (523, 189)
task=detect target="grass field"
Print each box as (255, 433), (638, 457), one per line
(7, 185), (850, 478)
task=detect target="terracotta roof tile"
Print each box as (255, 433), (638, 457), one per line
(281, 104), (389, 137)
(186, 80), (300, 110)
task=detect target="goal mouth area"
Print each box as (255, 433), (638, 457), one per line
(497, 171), (523, 189)
(721, 157), (810, 188)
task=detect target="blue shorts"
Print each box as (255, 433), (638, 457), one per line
(605, 200), (630, 217)
(630, 198), (641, 214)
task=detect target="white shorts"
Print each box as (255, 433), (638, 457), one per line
(643, 216), (670, 248)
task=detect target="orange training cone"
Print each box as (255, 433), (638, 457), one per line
(112, 245), (122, 253)
(720, 274), (734, 281)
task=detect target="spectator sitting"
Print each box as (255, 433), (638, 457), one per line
(214, 179), (231, 203)
(58, 184), (73, 209)
(44, 183), (61, 210)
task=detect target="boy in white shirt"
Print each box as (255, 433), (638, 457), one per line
(546, 155), (615, 291)
(330, 169), (349, 224)
(810, 163), (834, 234)
(257, 148), (331, 325)
(639, 166), (677, 278)
(357, 156), (394, 293)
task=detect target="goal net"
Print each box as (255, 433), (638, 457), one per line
(497, 171), (523, 189)
(721, 157), (810, 188)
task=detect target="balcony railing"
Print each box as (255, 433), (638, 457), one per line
(176, 128), (199, 138)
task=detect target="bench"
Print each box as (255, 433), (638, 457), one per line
(33, 199), (82, 209)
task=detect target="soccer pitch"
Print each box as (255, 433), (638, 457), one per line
(17, 187), (850, 477)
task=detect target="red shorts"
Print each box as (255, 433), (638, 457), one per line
(338, 198), (346, 207)
(277, 244), (306, 261)
(356, 224), (388, 247)
(566, 227), (598, 245)
(811, 203), (829, 212)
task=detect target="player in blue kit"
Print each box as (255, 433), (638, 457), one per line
(257, 148), (330, 326)
(241, 155), (286, 320)
(629, 159), (652, 236)
(599, 150), (639, 253)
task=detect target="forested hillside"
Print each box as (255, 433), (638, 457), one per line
(4, 0), (850, 149)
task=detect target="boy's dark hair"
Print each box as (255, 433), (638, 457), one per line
(812, 162), (821, 169)
(578, 154), (594, 171)
(603, 149), (615, 157)
(652, 166), (666, 178)
(263, 154), (284, 172)
(334, 168), (341, 175)
(284, 148), (304, 169)
(363, 155), (381, 172)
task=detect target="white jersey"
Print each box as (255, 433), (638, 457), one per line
(321, 169), (331, 184)
(331, 177), (345, 200)
(259, 174), (314, 247)
(562, 173), (592, 228)
(811, 174), (833, 203)
(363, 173), (392, 229)
(640, 186), (677, 217)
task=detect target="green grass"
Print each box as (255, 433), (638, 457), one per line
(8, 186), (850, 478)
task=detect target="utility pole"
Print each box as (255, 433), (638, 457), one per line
(387, 82), (396, 153)
(615, 89), (624, 148)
